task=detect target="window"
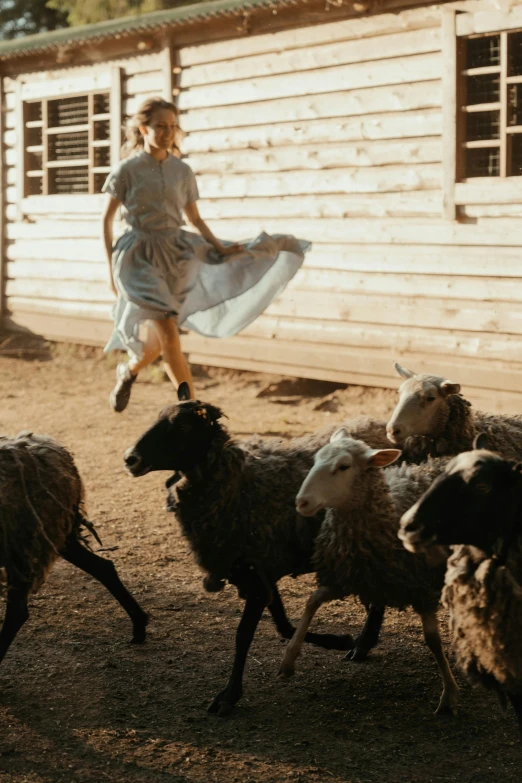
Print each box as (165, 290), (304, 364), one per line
(23, 91), (113, 196)
(460, 30), (522, 178)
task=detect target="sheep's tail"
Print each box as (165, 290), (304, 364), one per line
(75, 508), (103, 549)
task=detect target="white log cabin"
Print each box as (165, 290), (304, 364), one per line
(1, 0), (522, 411)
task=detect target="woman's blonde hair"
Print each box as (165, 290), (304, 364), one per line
(122, 97), (183, 158)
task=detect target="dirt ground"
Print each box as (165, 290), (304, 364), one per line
(0, 335), (520, 783)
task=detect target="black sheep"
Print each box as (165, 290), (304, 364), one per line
(399, 433), (522, 737)
(0, 432), (148, 668)
(124, 385), (378, 716)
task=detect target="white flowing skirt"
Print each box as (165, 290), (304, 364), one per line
(104, 227), (310, 363)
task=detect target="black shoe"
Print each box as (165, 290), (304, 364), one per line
(109, 362), (136, 412)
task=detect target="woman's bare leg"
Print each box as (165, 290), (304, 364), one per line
(110, 322), (163, 412)
(128, 322), (162, 375)
(153, 317), (195, 398)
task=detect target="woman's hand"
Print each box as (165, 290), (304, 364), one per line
(110, 277), (118, 297)
(218, 242), (245, 256)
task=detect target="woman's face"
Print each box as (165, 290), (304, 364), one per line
(140, 108), (178, 151)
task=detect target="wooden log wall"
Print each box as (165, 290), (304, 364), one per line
(177, 1), (522, 413)
(2, 1), (522, 412)
(1, 50), (169, 345)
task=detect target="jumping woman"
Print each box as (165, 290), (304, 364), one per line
(102, 97), (309, 411)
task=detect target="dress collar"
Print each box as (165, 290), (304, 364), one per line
(139, 149), (170, 164)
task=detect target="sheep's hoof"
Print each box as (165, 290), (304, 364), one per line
(208, 689), (239, 717)
(202, 575), (226, 593)
(216, 701), (234, 718)
(130, 612), (149, 644)
(343, 646), (369, 663)
(435, 701), (458, 717)
(278, 662), (295, 679)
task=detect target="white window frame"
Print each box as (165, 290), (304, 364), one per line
(444, 7), (522, 219)
(15, 66), (121, 211)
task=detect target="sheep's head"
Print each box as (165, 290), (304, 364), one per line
(124, 384), (225, 477)
(386, 363), (461, 445)
(295, 428), (400, 516)
(399, 433), (522, 554)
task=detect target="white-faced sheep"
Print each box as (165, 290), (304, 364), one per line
(279, 429), (459, 716)
(399, 433), (522, 738)
(386, 363), (522, 461)
(0, 432), (148, 666)
(124, 384), (401, 716)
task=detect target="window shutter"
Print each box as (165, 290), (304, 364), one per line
(20, 71), (120, 197)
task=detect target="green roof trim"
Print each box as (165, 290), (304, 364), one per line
(0, 0), (300, 59)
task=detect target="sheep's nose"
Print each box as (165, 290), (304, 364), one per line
(398, 506), (424, 550)
(387, 424), (402, 442)
(296, 496), (311, 514)
(400, 504), (418, 531)
(124, 448), (142, 472)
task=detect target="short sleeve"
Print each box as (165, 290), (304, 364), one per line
(102, 164), (127, 202)
(184, 167), (199, 205)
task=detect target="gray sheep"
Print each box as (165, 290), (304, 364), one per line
(124, 387), (397, 716)
(386, 363), (522, 462)
(286, 416), (391, 455)
(0, 432), (148, 667)
(280, 429), (459, 716)
(399, 434), (522, 738)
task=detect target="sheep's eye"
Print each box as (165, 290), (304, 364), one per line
(475, 482), (491, 495)
(337, 465), (351, 472)
(425, 396), (436, 403)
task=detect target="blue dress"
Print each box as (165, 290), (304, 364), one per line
(102, 150), (310, 362)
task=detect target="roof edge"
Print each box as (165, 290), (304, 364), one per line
(0, 0), (300, 60)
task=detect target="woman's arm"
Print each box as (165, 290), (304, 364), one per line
(101, 194), (122, 295)
(184, 201), (244, 256)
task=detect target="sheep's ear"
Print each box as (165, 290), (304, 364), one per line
(473, 432), (489, 451)
(177, 382), (191, 401)
(440, 380), (461, 397)
(366, 448), (401, 468)
(330, 427), (349, 443)
(203, 402), (224, 423)
(394, 362), (415, 380)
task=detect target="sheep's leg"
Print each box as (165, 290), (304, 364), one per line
(344, 604), (386, 662)
(278, 586), (334, 679)
(60, 538), (148, 643)
(420, 611), (459, 716)
(208, 570), (269, 717)
(268, 585), (355, 650)
(267, 584), (295, 638)
(507, 694), (522, 740)
(0, 578), (30, 665)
